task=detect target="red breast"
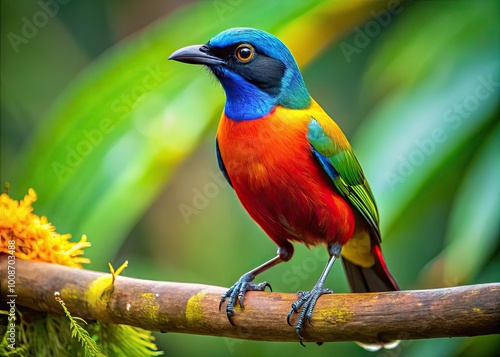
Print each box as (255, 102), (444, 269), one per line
(216, 105), (355, 248)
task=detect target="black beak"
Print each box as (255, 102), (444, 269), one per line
(168, 44), (224, 66)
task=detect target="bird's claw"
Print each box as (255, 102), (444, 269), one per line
(287, 287), (332, 345)
(219, 273), (271, 324)
(287, 291), (305, 326)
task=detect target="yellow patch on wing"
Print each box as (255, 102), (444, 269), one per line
(341, 231), (375, 268)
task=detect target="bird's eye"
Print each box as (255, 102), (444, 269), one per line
(235, 44), (254, 63)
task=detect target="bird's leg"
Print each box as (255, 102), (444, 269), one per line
(287, 243), (342, 346)
(220, 245), (292, 325)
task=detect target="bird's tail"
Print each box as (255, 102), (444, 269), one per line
(342, 244), (400, 351)
(342, 244), (399, 293)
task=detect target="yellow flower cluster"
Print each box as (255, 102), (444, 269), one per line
(0, 188), (90, 268)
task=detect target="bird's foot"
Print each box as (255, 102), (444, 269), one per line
(219, 272), (272, 325)
(287, 286), (333, 346)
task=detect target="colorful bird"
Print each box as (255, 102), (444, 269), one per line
(169, 27), (399, 349)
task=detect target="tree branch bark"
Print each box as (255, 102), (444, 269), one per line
(1, 256), (499, 344)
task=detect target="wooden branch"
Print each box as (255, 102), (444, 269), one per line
(1, 256), (499, 344)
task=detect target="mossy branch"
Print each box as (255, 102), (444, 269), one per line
(1, 256), (499, 344)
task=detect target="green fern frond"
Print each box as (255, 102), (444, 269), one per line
(55, 292), (106, 357)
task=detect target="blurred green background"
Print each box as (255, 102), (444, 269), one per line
(1, 0), (499, 356)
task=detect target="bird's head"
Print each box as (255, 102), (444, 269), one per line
(169, 27), (311, 120)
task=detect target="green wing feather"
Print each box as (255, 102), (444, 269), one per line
(307, 118), (381, 242)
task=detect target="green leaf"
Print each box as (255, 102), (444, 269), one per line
(353, 0), (500, 233)
(438, 124), (500, 284)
